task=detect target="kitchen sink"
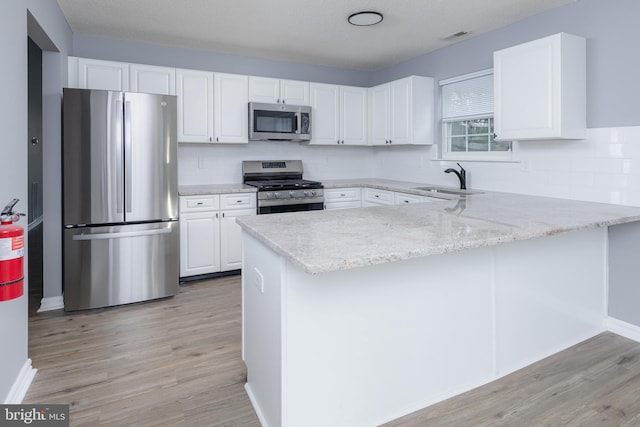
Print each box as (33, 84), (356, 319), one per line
(413, 186), (484, 196)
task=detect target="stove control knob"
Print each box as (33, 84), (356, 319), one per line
(289, 191), (295, 197)
(303, 190), (309, 197)
(273, 192), (280, 199)
(310, 190), (317, 196)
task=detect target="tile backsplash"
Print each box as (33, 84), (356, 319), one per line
(375, 126), (640, 207)
(179, 126), (640, 208)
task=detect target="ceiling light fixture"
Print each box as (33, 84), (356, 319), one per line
(348, 11), (383, 27)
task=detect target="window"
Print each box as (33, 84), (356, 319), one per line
(440, 70), (512, 160)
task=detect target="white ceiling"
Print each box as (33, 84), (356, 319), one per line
(57, 0), (576, 71)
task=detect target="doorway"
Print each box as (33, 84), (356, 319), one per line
(27, 37), (43, 314)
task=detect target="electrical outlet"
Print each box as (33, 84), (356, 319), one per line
(253, 267), (264, 293)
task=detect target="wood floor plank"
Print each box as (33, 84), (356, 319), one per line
(25, 276), (640, 426)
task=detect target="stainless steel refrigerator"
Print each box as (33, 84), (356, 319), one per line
(62, 88), (179, 311)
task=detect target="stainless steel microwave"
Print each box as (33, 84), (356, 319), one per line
(248, 102), (311, 141)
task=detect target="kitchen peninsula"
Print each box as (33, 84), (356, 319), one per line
(237, 187), (640, 427)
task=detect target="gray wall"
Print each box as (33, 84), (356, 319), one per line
(372, 0), (640, 129)
(609, 222), (640, 326)
(73, 34), (372, 87)
(72, 0), (640, 130)
(0, 0), (71, 402)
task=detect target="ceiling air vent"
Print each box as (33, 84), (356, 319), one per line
(442, 31), (471, 41)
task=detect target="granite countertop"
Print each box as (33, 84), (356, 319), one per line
(236, 191), (640, 274)
(179, 184), (256, 196)
(322, 178), (483, 200)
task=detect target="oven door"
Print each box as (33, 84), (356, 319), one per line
(258, 201), (324, 215)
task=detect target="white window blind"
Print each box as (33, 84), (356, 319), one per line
(441, 70), (493, 121)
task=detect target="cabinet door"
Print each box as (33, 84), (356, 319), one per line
(179, 211), (220, 277)
(214, 73), (249, 143)
(340, 86), (368, 145)
(494, 35), (559, 140)
(309, 83), (340, 145)
(389, 77), (413, 145)
(130, 64), (176, 95)
(281, 79), (310, 105)
(78, 58), (129, 91)
(176, 69), (214, 143)
(220, 208), (256, 271)
(324, 187), (362, 210)
(248, 76), (280, 103)
(369, 84), (390, 145)
(493, 33), (585, 140)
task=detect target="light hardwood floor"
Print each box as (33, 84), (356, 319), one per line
(26, 276), (259, 426)
(26, 276), (640, 426)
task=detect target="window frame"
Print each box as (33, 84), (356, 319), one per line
(440, 69), (514, 162)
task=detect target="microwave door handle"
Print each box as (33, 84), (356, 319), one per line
(296, 112), (300, 135)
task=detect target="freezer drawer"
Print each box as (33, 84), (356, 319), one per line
(63, 221), (179, 311)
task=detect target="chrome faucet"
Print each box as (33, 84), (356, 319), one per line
(444, 163), (466, 190)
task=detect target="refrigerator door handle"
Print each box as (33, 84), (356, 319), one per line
(124, 100), (133, 214)
(72, 227), (172, 241)
(114, 99), (124, 214)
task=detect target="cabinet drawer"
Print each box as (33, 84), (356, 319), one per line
(363, 188), (395, 205)
(324, 188), (361, 203)
(394, 192), (426, 205)
(180, 195), (220, 212)
(325, 201), (362, 210)
(220, 192), (257, 210)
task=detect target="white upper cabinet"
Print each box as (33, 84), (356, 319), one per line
(71, 57), (130, 91)
(309, 83), (340, 145)
(130, 64), (176, 95)
(309, 83), (367, 145)
(340, 86), (368, 145)
(176, 68), (214, 143)
(493, 33), (586, 140)
(370, 84), (390, 145)
(369, 76), (435, 145)
(280, 79), (310, 105)
(214, 73), (249, 143)
(249, 76), (309, 105)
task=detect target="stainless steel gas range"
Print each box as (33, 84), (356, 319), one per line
(242, 160), (324, 214)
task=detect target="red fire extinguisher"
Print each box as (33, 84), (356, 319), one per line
(0, 199), (24, 301)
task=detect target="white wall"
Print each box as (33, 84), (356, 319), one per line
(179, 143), (374, 185)
(374, 127), (640, 208)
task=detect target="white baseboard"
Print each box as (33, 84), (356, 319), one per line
(37, 295), (64, 312)
(245, 383), (270, 427)
(605, 317), (640, 343)
(4, 359), (37, 404)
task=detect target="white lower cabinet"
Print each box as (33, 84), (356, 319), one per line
(324, 188), (362, 210)
(180, 193), (256, 278)
(394, 192), (430, 204)
(362, 188), (395, 206)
